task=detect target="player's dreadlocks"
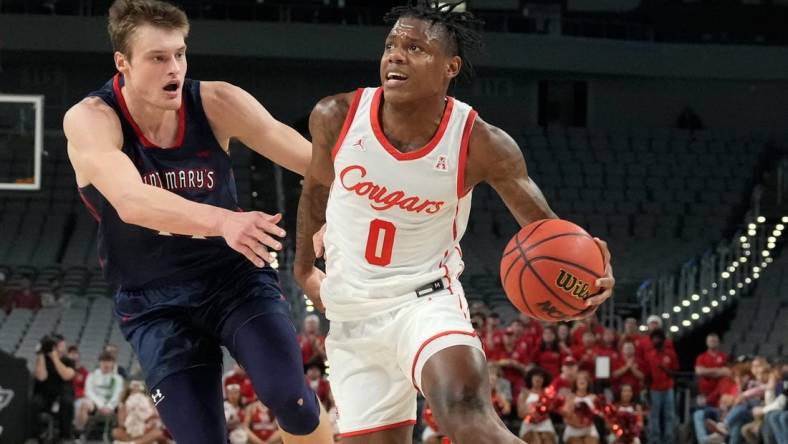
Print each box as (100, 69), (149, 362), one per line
(384, 1), (484, 79)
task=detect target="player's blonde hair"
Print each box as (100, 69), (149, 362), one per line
(108, 0), (189, 58)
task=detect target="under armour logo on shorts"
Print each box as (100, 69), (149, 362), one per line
(151, 389), (165, 406)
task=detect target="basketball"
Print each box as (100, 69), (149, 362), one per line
(500, 219), (605, 321)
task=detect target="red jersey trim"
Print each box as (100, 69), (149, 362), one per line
(411, 330), (478, 390)
(370, 87), (455, 161)
(331, 88), (364, 162)
(78, 188), (101, 222)
(113, 73), (187, 149)
(457, 109), (478, 198)
(338, 419), (417, 438)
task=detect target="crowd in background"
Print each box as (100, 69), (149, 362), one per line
(13, 299), (788, 444)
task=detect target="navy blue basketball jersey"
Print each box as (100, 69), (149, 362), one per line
(79, 73), (260, 290)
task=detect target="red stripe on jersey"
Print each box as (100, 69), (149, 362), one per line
(457, 109), (478, 197)
(331, 88), (364, 162)
(339, 419), (417, 438)
(371, 87), (454, 161)
(411, 330), (478, 390)
(78, 189), (101, 222)
(113, 73), (186, 149)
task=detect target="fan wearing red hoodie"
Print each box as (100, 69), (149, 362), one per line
(549, 356), (579, 396)
(645, 329), (678, 444)
(571, 316), (604, 347)
(594, 328), (621, 363)
(572, 331), (599, 378)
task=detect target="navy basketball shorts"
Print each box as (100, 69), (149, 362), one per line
(114, 261), (291, 390)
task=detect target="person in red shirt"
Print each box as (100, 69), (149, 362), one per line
(519, 314), (544, 349)
(556, 323), (573, 356)
(571, 315), (604, 347)
(536, 326), (566, 380)
(596, 328), (620, 362)
(611, 341), (646, 396)
(483, 312), (505, 352)
(223, 364), (256, 406)
(572, 331), (598, 378)
(67, 346), (89, 400)
(695, 333), (730, 402)
(549, 356), (579, 396)
(297, 314), (326, 366)
(490, 326), (534, 400)
(637, 315), (675, 362)
(645, 329), (678, 444)
(9, 275), (42, 311)
(618, 318), (643, 350)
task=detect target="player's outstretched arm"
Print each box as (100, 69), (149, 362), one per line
(464, 119), (614, 310)
(293, 93), (352, 311)
(64, 99), (284, 267)
(201, 81), (311, 175)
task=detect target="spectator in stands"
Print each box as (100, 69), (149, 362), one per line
(597, 328), (620, 360)
(245, 399), (282, 444)
(612, 341), (646, 397)
(483, 312), (504, 351)
(305, 361), (331, 406)
(517, 367), (556, 444)
(75, 351), (125, 436)
(536, 326), (565, 379)
(556, 322), (573, 356)
(103, 343), (128, 379)
(676, 106), (704, 132)
(638, 315), (674, 360)
(297, 314), (326, 366)
(490, 325), (534, 400)
(696, 334), (731, 406)
(68, 344), (89, 431)
(692, 363), (750, 444)
(111, 380), (167, 444)
(550, 356), (579, 396)
(619, 318), (642, 349)
(32, 333), (76, 442)
(561, 371), (600, 444)
(489, 364), (513, 418)
(761, 363), (788, 444)
(742, 367), (785, 444)
(706, 357), (771, 444)
(645, 328), (679, 444)
(573, 331), (598, 377)
(9, 274), (42, 311)
(224, 364), (257, 406)
(571, 314), (604, 346)
(520, 314), (544, 347)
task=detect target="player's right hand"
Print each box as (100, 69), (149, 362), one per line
(221, 211), (285, 267)
(298, 267), (326, 313)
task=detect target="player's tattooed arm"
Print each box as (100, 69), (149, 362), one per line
(463, 118), (557, 226)
(464, 120), (615, 311)
(201, 81), (311, 175)
(294, 92), (353, 312)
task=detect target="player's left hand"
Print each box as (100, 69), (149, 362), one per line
(567, 237), (614, 320)
(587, 237), (614, 306)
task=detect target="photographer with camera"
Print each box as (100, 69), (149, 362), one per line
(32, 333), (76, 442)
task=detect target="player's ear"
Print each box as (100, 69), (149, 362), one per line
(114, 51), (129, 73)
(447, 55), (462, 80)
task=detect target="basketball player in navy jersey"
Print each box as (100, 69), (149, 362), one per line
(63, 1), (333, 443)
(295, 2), (614, 444)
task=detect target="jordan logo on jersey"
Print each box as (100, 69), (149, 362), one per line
(434, 154), (449, 172)
(351, 137), (366, 151)
(339, 164), (445, 214)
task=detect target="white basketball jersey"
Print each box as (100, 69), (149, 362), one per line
(321, 87), (478, 321)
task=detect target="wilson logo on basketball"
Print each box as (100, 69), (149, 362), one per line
(339, 165), (444, 214)
(555, 269), (592, 301)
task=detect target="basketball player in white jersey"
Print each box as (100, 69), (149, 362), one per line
(294, 2), (614, 444)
